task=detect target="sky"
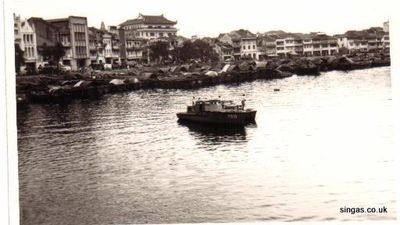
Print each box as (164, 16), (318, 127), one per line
(13, 0), (396, 38)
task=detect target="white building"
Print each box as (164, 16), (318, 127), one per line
(308, 34), (338, 56)
(125, 37), (145, 61)
(119, 14), (178, 40)
(383, 21), (389, 33)
(21, 19), (38, 71)
(337, 35), (370, 53)
(14, 14), (38, 73)
(382, 34), (390, 49)
(240, 36), (259, 59)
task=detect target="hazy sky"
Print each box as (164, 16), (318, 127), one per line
(13, 0), (395, 37)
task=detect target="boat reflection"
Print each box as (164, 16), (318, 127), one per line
(178, 120), (253, 145)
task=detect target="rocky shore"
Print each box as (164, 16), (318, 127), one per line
(16, 54), (390, 105)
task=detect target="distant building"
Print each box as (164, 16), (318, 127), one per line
(47, 16), (90, 70)
(258, 35), (277, 57)
(88, 27), (105, 64)
(214, 42), (233, 61)
(336, 26), (388, 53)
(307, 33), (338, 56)
(125, 37), (146, 61)
(240, 35), (258, 59)
(14, 14), (38, 72)
(20, 19), (38, 71)
(383, 21), (389, 33)
(382, 34), (390, 49)
(14, 14), (22, 46)
(118, 14), (178, 63)
(119, 14), (177, 40)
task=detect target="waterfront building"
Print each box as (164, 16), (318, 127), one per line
(258, 35), (277, 57)
(271, 33), (304, 57)
(125, 37), (146, 61)
(88, 27), (105, 64)
(336, 25), (389, 53)
(119, 14), (177, 40)
(14, 14), (22, 46)
(118, 14), (178, 63)
(20, 19), (38, 71)
(307, 33), (338, 56)
(383, 21), (389, 33)
(88, 25), (122, 66)
(218, 31), (251, 60)
(382, 34), (390, 50)
(27, 17), (62, 71)
(240, 34), (257, 59)
(47, 16), (90, 70)
(214, 42), (233, 61)
(14, 14), (39, 73)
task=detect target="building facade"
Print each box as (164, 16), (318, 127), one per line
(118, 14), (178, 63)
(14, 14), (39, 73)
(119, 14), (177, 40)
(214, 42), (233, 61)
(240, 36), (258, 59)
(48, 16), (90, 70)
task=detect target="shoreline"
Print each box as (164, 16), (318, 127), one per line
(16, 55), (390, 105)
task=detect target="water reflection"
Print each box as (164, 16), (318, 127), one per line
(178, 121), (251, 148)
(16, 67), (396, 224)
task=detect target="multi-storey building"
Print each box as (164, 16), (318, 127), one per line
(20, 19), (38, 71)
(88, 27), (105, 64)
(336, 25), (389, 53)
(28, 17), (61, 71)
(125, 37), (146, 61)
(214, 42), (233, 61)
(48, 16), (90, 70)
(305, 33), (338, 56)
(383, 21), (389, 33)
(118, 14), (178, 63)
(240, 35), (258, 59)
(14, 14), (22, 46)
(119, 14), (177, 40)
(258, 35), (277, 57)
(382, 34), (390, 50)
(14, 14), (38, 72)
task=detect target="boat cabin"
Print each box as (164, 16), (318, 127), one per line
(187, 99), (244, 113)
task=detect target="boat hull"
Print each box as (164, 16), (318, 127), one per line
(177, 110), (256, 125)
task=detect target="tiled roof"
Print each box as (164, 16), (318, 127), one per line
(119, 14), (177, 26)
(28, 17), (60, 30)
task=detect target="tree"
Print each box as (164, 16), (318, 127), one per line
(149, 41), (170, 63)
(15, 44), (25, 75)
(173, 39), (219, 63)
(40, 42), (66, 66)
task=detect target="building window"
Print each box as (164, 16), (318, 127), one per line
(150, 32), (154, 37)
(159, 33), (164, 37)
(243, 46), (245, 50)
(253, 45), (255, 49)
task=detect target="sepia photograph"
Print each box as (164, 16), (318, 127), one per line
(2, 0), (399, 224)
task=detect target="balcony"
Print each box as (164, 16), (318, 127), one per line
(62, 42), (71, 47)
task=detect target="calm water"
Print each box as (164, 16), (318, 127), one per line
(17, 67), (396, 224)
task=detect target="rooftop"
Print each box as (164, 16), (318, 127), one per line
(119, 14), (177, 26)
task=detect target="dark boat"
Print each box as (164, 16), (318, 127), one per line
(177, 99), (256, 125)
